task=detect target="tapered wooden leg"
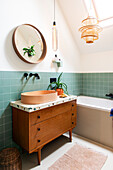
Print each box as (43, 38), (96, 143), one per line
(69, 129), (72, 142)
(37, 148), (41, 165)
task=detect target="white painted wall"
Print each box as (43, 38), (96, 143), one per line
(0, 0), (81, 73)
(81, 25), (113, 72)
(81, 50), (113, 73)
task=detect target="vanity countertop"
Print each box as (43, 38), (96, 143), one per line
(10, 95), (77, 113)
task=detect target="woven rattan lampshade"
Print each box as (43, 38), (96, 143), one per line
(79, 16), (102, 43)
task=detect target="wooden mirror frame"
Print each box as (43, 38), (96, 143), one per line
(12, 24), (47, 64)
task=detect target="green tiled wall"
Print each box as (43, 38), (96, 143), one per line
(0, 71), (82, 151)
(82, 73), (113, 98)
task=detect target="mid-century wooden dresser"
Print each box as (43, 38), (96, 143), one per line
(12, 100), (77, 165)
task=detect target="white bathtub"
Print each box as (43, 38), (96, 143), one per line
(73, 96), (113, 148)
(77, 96), (113, 111)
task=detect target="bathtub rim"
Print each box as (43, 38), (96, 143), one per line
(77, 103), (110, 112)
(77, 95), (112, 112)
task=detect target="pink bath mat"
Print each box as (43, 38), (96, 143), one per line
(48, 143), (107, 170)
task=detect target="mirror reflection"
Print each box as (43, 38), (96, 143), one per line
(12, 24), (47, 64)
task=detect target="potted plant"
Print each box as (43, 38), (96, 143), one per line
(23, 45), (36, 57)
(47, 72), (68, 95)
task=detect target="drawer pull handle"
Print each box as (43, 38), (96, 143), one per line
(72, 113), (74, 116)
(37, 115), (40, 119)
(38, 140), (40, 142)
(72, 122), (74, 124)
(72, 104), (74, 107)
(37, 128), (40, 131)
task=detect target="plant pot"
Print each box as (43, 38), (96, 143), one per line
(56, 88), (64, 95)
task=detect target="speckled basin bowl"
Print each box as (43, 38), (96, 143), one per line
(21, 90), (58, 104)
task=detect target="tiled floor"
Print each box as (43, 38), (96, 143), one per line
(22, 133), (113, 170)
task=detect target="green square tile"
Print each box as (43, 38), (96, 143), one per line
(3, 94), (10, 102)
(0, 102), (4, 110)
(3, 87), (10, 94)
(0, 124), (5, 133)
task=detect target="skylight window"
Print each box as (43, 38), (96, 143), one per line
(84, 0), (113, 27)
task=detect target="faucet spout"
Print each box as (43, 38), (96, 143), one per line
(29, 73), (40, 79)
(105, 93), (113, 98)
(34, 73), (40, 79)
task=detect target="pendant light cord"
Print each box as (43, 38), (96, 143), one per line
(90, 0), (91, 10)
(88, 0), (92, 16)
(54, 0), (55, 21)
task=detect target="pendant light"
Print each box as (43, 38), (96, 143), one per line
(79, 0), (102, 43)
(52, 0), (58, 51)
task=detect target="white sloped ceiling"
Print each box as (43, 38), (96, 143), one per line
(57, 0), (113, 55)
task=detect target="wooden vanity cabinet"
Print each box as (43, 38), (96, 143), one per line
(12, 100), (77, 165)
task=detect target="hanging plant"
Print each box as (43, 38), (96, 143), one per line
(23, 45), (36, 57)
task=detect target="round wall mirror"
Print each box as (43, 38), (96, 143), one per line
(12, 24), (47, 64)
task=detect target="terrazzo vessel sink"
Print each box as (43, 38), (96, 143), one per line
(21, 90), (58, 104)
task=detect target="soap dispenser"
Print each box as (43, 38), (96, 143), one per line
(52, 54), (63, 67)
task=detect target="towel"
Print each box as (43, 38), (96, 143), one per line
(110, 108), (113, 116)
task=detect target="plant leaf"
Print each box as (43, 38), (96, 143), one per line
(31, 45), (34, 49)
(23, 48), (28, 50)
(57, 72), (63, 84)
(47, 82), (57, 90)
(62, 83), (67, 90)
(24, 51), (26, 55)
(62, 83), (68, 95)
(59, 83), (63, 88)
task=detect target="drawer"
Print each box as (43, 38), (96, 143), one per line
(29, 100), (76, 126)
(29, 111), (72, 151)
(71, 116), (76, 128)
(71, 112), (76, 118)
(71, 100), (76, 112)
